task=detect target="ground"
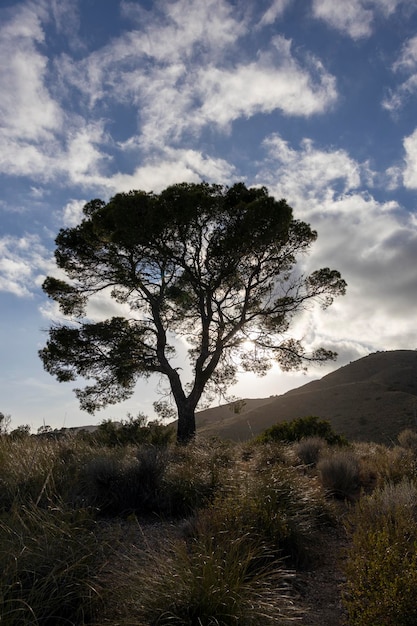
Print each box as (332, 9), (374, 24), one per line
(297, 522), (349, 625)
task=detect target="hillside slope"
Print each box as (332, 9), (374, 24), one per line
(196, 350), (417, 444)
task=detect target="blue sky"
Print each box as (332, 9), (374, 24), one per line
(1, 0), (417, 432)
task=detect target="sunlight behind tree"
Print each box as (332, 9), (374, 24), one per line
(39, 182), (346, 442)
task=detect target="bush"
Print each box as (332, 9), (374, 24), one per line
(79, 445), (170, 516)
(237, 440), (295, 470)
(344, 479), (417, 625)
(398, 428), (417, 453)
(0, 412), (11, 435)
(295, 436), (327, 467)
(354, 442), (416, 488)
(8, 425), (31, 441)
(77, 439), (230, 518)
(89, 415), (174, 447)
(317, 448), (360, 499)
(255, 415), (347, 446)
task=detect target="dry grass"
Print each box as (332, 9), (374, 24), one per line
(1, 419), (417, 625)
(102, 529), (301, 625)
(344, 479), (417, 625)
(0, 502), (104, 625)
(317, 449), (361, 499)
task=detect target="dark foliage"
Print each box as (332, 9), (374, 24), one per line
(40, 182), (346, 442)
(255, 415), (348, 445)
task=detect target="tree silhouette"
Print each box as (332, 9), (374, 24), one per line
(40, 182), (346, 442)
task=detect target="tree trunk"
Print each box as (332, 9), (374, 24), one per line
(176, 401), (197, 444)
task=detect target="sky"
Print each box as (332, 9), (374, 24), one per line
(1, 0), (417, 432)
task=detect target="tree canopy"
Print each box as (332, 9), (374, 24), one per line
(39, 182), (346, 442)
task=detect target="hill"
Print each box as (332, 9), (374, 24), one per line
(196, 350), (417, 444)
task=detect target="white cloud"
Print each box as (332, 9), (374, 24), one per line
(60, 0), (246, 106)
(56, 6), (337, 154)
(403, 127), (417, 188)
(257, 0), (292, 27)
(312, 0), (374, 38)
(393, 34), (417, 72)
(256, 135), (417, 357)
(64, 121), (112, 185)
(128, 35), (337, 150)
(0, 2), (113, 186)
(383, 35), (417, 112)
(0, 235), (53, 297)
(260, 134), (361, 211)
(61, 199), (87, 227)
(48, 0), (81, 46)
(107, 148), (237, 193)
(312, 0), (407, 39)
(0, 117), (112, 186)
(30, 187), (47, 199)
(121, 0), (245, 63)
(0, 0), (337, 191)
(0, 3), (61, 142)
(197, 38), (337, 128)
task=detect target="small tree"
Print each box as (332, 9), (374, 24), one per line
(39, 182), (346, 443)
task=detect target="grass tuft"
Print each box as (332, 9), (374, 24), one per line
(102, 527), (300, 625)
(317, 448), (360, 499)
(0, 502), (103, 625)
(295, 436), (327, 467)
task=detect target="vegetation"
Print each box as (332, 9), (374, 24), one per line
(0, 411), (11, 435)
(255, 415), (348, 445)
(39, 182), (346, 442)
(0, 503), (103, 625)
(1, 420), (417, 624)
(344, 479), (417, 625)
(317, 448), (361, 499)
(84, 414), (174, 447)
(295, 435), (327, 466)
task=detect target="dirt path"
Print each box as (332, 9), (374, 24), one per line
(296, 523), (349, 626)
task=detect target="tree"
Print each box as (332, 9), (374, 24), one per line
(39, 182), (346, 443)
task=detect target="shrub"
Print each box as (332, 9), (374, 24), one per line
(354, 442), (416, 488)
(317, 448), (360, 499)
(89, 415), (174, 447)
(255, 415), (347, 446)
(398, 428), (417, 453)
(0, 436), (116, 512)
(295, 436), (327, 467)
(344, 479), (417, 625)
(236, 440), (294, 469)
(0, 412), (11, 435)
(8, 425), (31, 441)
(79, 445), (170, 516)
(74, 439), (232, 518)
